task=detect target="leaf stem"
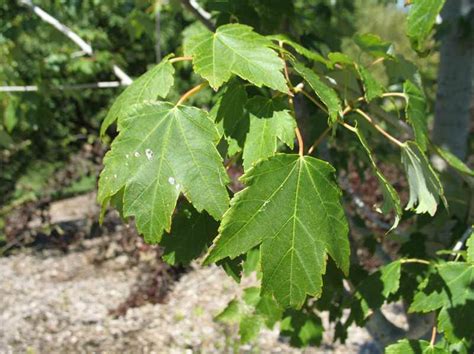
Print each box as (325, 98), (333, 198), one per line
(300, 89), (328, 113)
(308, 126), (331, 154)
(400, 258), (431, 265)
(341, 121), (357, 133)
(370, 57), (385, 67)
(279, 41), (295, 94)
(170, 56), (193, 63)
(430, 325), (437, 346)
(354, 109), (404, 147)
(295, 126), (305, 157)
(176, 82), (208, 106)
(381, 92), (407, 100)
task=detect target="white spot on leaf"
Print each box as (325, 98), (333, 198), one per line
(134, 151), (140, 157)
(145, 149), (154, 161)
(168, 177), (176, 185)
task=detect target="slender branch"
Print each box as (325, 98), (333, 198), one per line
(370, 57), (385, 67)
(169, 56), (193, 64)
(19, 0), (92, 54)
(400, 258), (431, 265)
(308, 126), (331, 155)
(176, 82), (208, 106)
(279, 42), (295, 97)
(300, 90), (328, 113)
(382, 92), (407, 100)
(0, 81), (126, 92)
(295, 127), (305, 156)
(180, 0), (214, 31)
(430, 325), (437, 346)
(453, 226), (473, 261)
(19, 0), (133, 84)
(341, 121), (357, 133)
(354, 109), (404, 147)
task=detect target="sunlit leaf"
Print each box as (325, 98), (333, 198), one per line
(205, 154), (349, 308)
(98, 102), (229, 243)
(184, 23), (288, 92)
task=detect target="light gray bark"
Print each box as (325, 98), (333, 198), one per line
(432, 0), (473, 159)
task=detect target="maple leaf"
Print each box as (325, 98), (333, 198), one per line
(100, 57), (175, 136)
(184, 23), (288, 92)
(205, 154), (349, 308)
(98, 102), (229, 243)
(242, 96), (296, 170)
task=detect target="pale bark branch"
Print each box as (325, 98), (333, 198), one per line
(18, 0), (133, 85)
(180, 0), (214, 31)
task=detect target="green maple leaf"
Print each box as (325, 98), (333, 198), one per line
(161, 202), (218, 266)
(205, 154), (349, 308)
(242, 96), (296, 170)
(404, 80), (429, 151)
(100, 57), (175, 136)
(355, 126), (401, 231)
(267, 34), (329, 66)
(406, 0), (446, 52)
(98, 102), (229, 243)
(351, 260), (402, 323)
(354, 33), (393, 59)
(280, 309), (323, 347)
(435, 146), (474, 177)
(386, 339), (448, 354)
(293, 62), (342, 125)
(216, 287), (282, 343)
(356, 65), (384, 102)
(184, 23), (288, 92)
(410, 262), (474, 343)
(401, 141), (446, 216)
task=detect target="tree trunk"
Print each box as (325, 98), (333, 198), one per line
(432, 0), (473, 160)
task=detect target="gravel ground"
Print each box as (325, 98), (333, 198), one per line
(0, 238), (378, 353)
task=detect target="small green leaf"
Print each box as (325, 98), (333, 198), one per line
(401, 141), (446, 216)
(355, 127), (402, 231)
(280, 310), (323, 347)
(215, 299), (242, 323)
(267, 34), (329, 66)
(406, 0), (446, 52)
(293, 62), (342, 125)
(352, 260), (402, 321)
(410, 262), (474, 342)
(98, 102), (229, 243)
(354, 33), (392, 58)
(386, 339), (448, 354)
(467, 231), (474, 264)
(205, 154), (349, 308)
(356, 65), (384, 102)
(184, 24), (288, 92)
(255, 293), (283, 328)
(239, 314), (264, 343)
(327, 52), (354, 66)
(242, 247), (261, 277)
(404, 80), (428, 151)
(100, 57), (175, 136)
(161, 203), (218, 266)
(3, 96), (18, 133)
(435, 146), (474, 177)
(242, 96), (296, 170)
